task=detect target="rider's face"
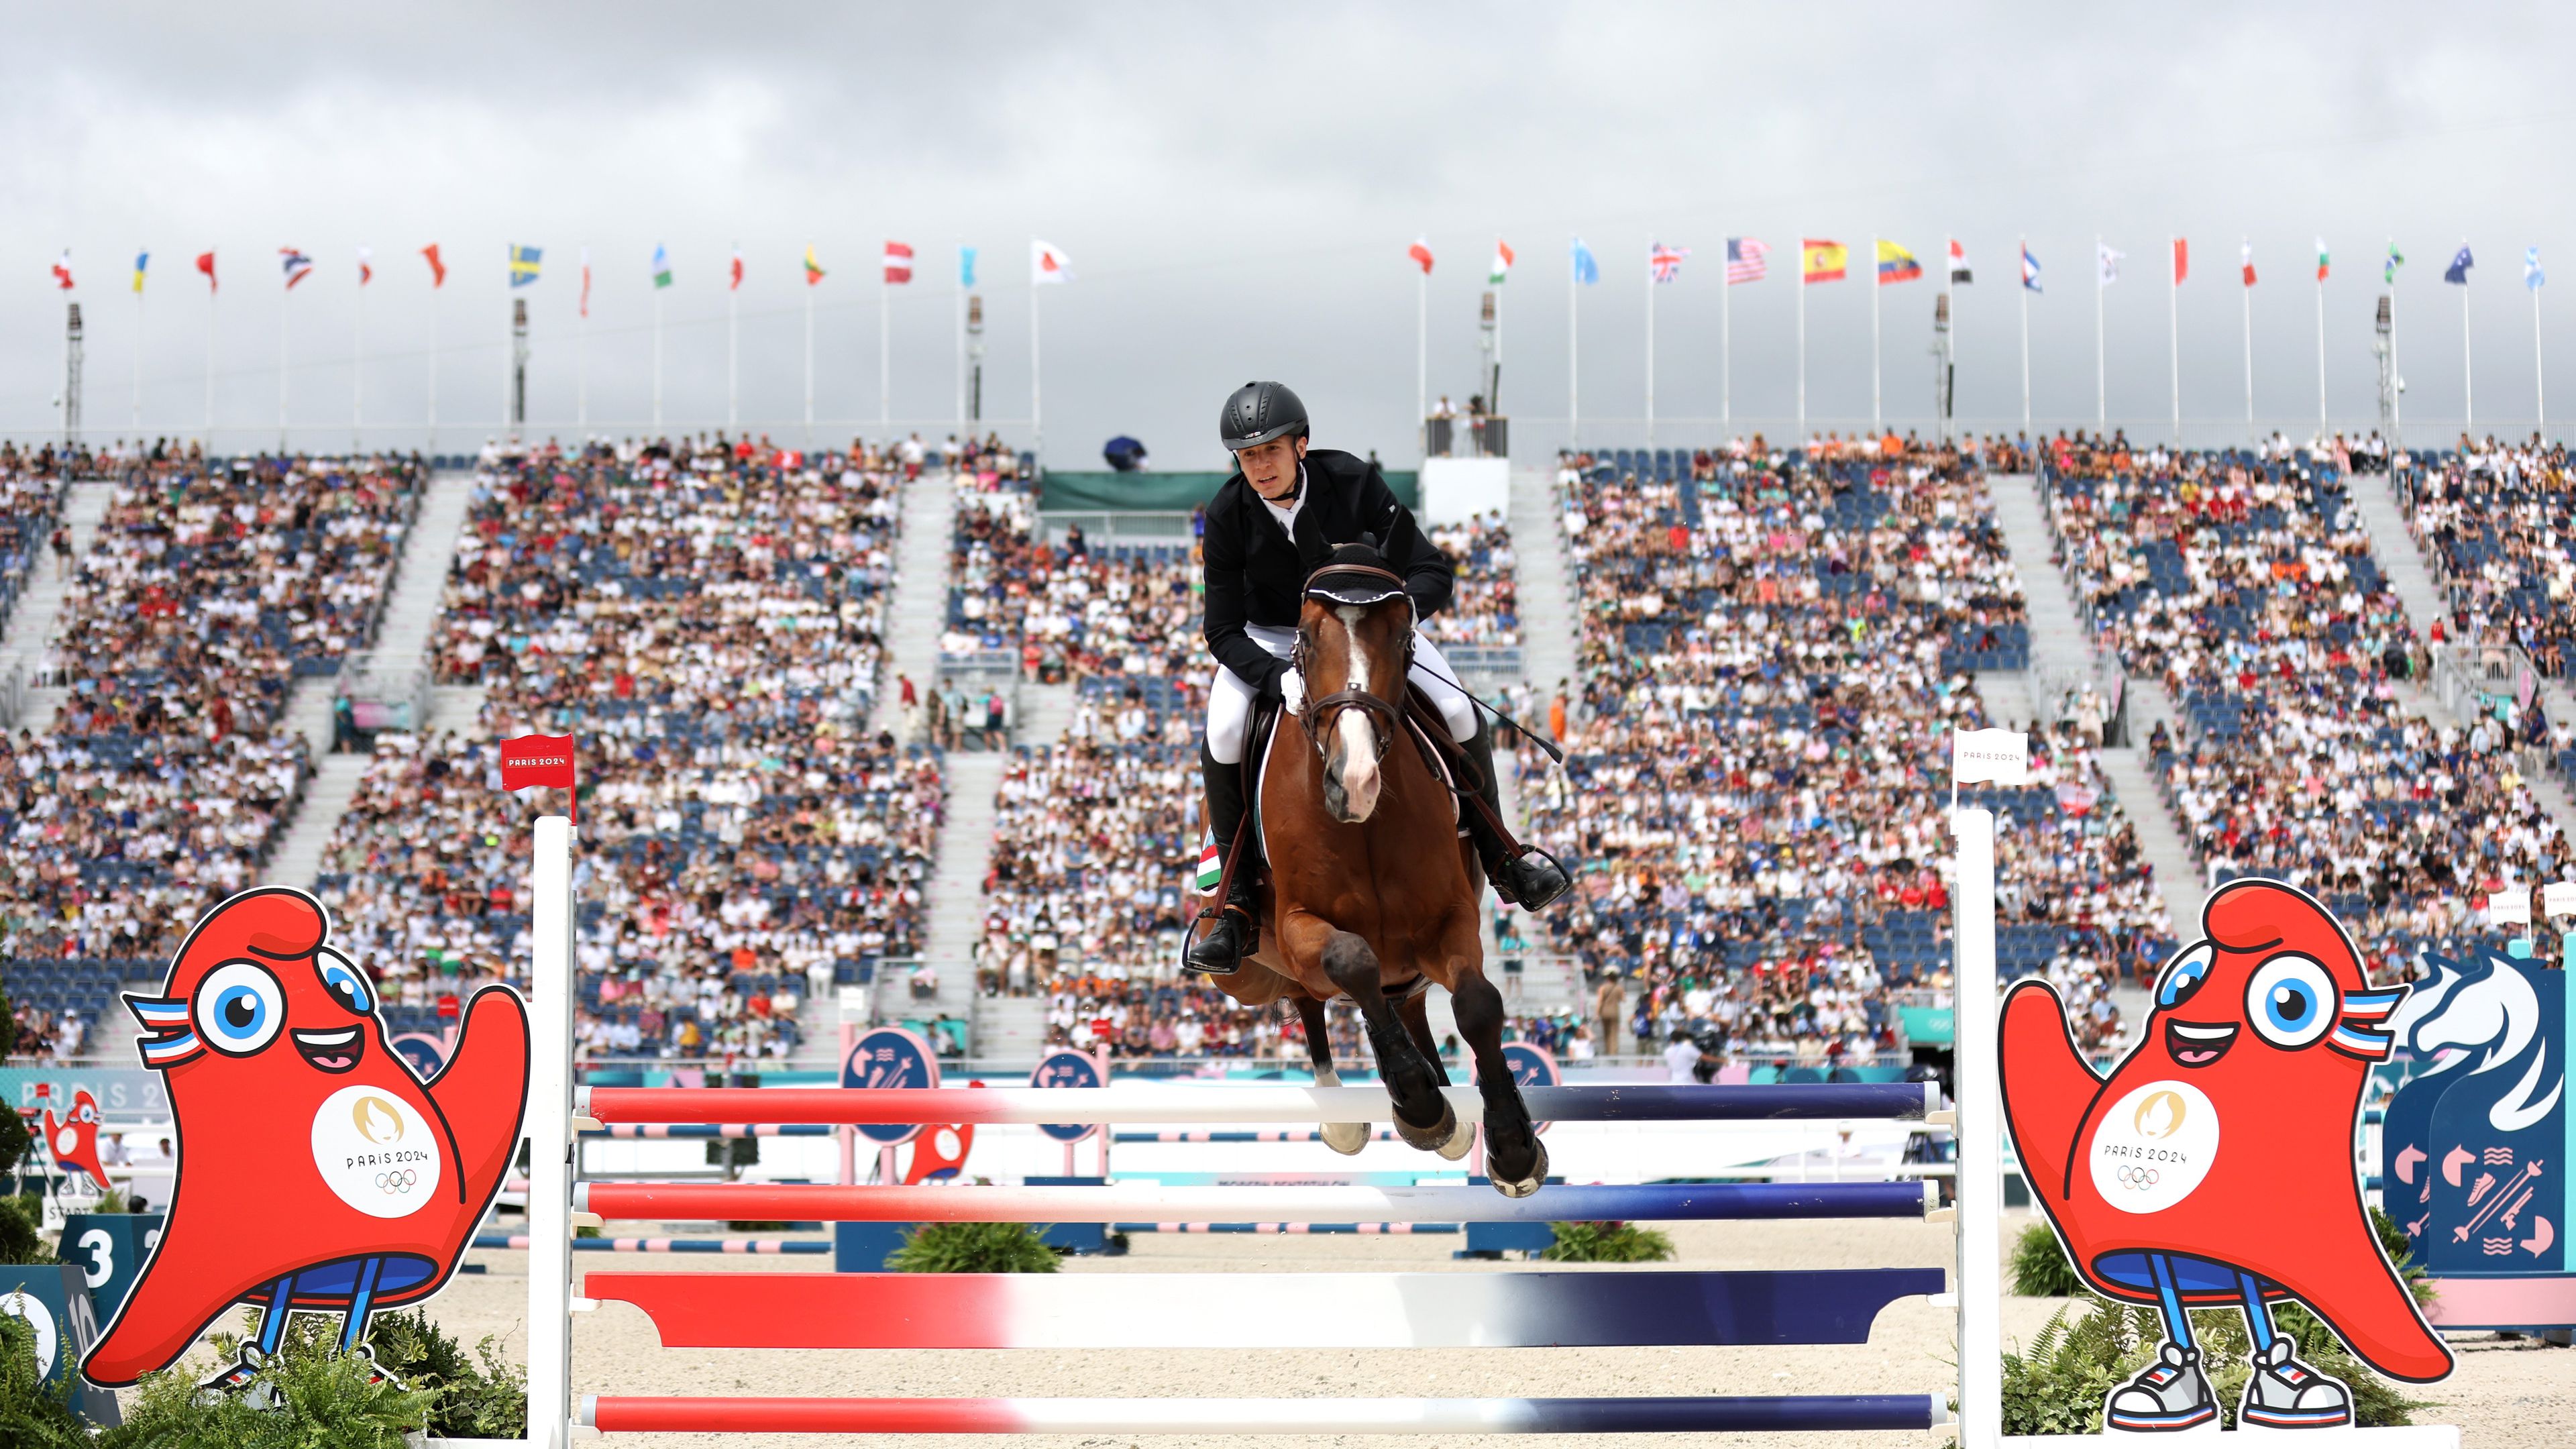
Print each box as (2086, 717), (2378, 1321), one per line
(1236, 435), (1307, 500)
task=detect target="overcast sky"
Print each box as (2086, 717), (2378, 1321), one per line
(9, 1), (2576, 465)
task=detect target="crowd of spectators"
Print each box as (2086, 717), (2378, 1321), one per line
(2400, 435), (2576, 678)
(941, 476), (1201, 688)
(3, 445), (424, 1061)
(2041, 431), (2575, 971)
(315, 436), (942, 1065)
(1421, 513), (1520, 647)
(1517, 439), (2165, 1064)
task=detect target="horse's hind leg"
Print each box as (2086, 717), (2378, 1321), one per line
(1317, 931), (1455, 1151)
(1396, 986), (1476, 1161)
(1450, 965), (1548, 1197)
(1296, 995), (1369, 1156)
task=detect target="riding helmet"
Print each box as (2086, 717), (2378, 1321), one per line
(1219, 381), (1309, 451)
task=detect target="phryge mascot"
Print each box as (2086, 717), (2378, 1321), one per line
(2000, 878), (2450, 1430)
(80, 888), (529, 1391)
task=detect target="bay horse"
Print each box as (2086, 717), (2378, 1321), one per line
(1195, 545), (1548, 1196)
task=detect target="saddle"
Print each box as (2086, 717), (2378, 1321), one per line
(1199, 687), (1527, 920)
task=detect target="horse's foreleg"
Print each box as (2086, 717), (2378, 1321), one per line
(1395, 986), (1476, 1161)
(1297, 995), (1369, 1156)
(1316, 931), (1455, 1151)
(1450, 967), (1548, 1197)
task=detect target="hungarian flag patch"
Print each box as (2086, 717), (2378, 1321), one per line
(1195, 837), (1222, 894)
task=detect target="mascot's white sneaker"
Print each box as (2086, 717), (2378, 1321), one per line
(2237, 1334), (2353, 1430)
(2104, 1340), (2219, 1433)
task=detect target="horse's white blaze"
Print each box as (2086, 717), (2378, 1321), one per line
(1331, 606), (1381, 819)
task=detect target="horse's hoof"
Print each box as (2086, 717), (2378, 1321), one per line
(1320, 1119), (1371, 1156)
(1486, 1137), (1549, 1197)
(1393, 1099), (1458, 1153)
(1434, 1112), (1477, 1161)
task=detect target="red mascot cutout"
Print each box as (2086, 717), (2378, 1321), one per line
(80, 888), (529, 1391)
(40, 1086), (113, 1192)
(2000, 877), (2449, 1432)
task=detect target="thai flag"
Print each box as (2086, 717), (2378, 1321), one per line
(1724, 237), (1767, 285)
(1649, 243), (1688, 283)
(280, 247), (315, 289)
(883, 240), (914, 284)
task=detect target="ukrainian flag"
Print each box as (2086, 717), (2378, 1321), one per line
(510, 245), (543, 288)
(1875, 240), (1923, 284)
(1801, 238), (1847, 284)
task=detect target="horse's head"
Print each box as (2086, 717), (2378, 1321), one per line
(1294, 543), (1414, 823)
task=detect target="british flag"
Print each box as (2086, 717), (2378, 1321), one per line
(1649, 242), (1689, 283)
(1725, 237), (1768, 284)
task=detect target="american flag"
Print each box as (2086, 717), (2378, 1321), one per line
(1725, 237), (1768, 285)
(1649, 242), (1689, 282)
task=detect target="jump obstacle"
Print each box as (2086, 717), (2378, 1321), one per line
(499, 807), (2348, 1446)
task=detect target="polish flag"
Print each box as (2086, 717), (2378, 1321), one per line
(730, 248), (744, 291)
(51, 250), (72, 290)
(883, 240), (914, 284)
(2172, 238), (2188, 285)
(2241, 240), (2256, 288)
(1407, 237), (1434, 274)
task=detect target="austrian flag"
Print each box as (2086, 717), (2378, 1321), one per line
(883, 241), (914, 284)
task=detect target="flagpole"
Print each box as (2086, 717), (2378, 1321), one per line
(1567, 241), (1579, 449)
(425, 283), (437, 450)
(2241, 239), (2255, 438)
(2094, 235), (2105, 432)
(652, 288), (664, 434)
(1943, 244), (1955, 445)
(1796, 245), (1807, 443)
(500, 246), (512, 442)
(1870, 234), (1882, 433)
(1721, 239), (1731, 435)
(804, 274), (817, 448)
(1414, 263), (1426, 451)
(2017, 239), (2030, 439)
(353, 264), (364, 447)
(133, 278), (144, 437)
(2388, 239), (2403, 437)
(1031, 270), (1043, 463)
(879, 262), (892, 437)
(727, 262), (739, 434)
(206, 277), (217, 445)
(2462, 245), (2475, 437)
(577, 250), (588, 436)
(955, 245), (967, 446)
(1644, 235), (1654, 448)
(2534, 272), (2546, 432)
(278, 271), (290, 451)
(2168, 236), (2180, 441)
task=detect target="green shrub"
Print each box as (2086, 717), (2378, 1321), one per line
(1538, 1220), (1675, 1263)
(0, 1313), (87, 1449)
(2001, 1294), (2435, 1435)
(102, 1338), (433, 1448)
(885, 1220), (1062, 1273)
(0, 1195), (50, 1266)
(362, 1309), (529, 1441)
(2008, 1222), (2083, 1297)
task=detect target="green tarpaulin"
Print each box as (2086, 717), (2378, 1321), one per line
(1039, 470), (1417, 513)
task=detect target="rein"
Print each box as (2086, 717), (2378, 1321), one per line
(1290, 561), (1413, 767)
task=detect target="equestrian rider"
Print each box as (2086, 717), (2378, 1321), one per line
(1187, 380), (1570, 975)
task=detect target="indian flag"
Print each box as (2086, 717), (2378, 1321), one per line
(1195, 835), (1222, 893)
(1489, 237), (1515, 285)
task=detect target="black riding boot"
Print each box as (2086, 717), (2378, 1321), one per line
(1460, 720), (1570, 912)
(1186, 743), (1259, 975)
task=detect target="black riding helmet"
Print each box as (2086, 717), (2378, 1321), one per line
(1219, 380), (1309, 451)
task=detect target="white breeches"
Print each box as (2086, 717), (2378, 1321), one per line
(1205, 623), (1479, 765)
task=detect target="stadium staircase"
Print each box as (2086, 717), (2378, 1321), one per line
(267, 466), (480, 888)
(2, 478), (113, 733)
(871, 466), (956, 740)
(1990, 474), (2181, 1024)
(1507, 463), (1579, 702)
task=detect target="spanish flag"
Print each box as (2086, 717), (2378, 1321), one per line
(1874, 240), (1922, 284)
(1802, 238), (1847, 284)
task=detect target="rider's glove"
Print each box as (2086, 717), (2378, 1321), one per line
(1277, 669), (1306, 714)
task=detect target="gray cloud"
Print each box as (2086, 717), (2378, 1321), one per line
(9, 2), (2576, 462)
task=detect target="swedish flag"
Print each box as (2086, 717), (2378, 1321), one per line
(510, 245), (543, 288)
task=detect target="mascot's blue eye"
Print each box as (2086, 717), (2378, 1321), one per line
(2155, 944), (2214, 1010)
(192, 961), (285, 1056)
(317, 953), (372, 1015)
(2245, 954), (2337, 1049)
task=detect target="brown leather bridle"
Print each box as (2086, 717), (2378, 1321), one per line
(1289, 561), (1414, 767)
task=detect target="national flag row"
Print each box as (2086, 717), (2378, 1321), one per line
(48, 240), (1080, 300)
(1417, 236), (2544, 292)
